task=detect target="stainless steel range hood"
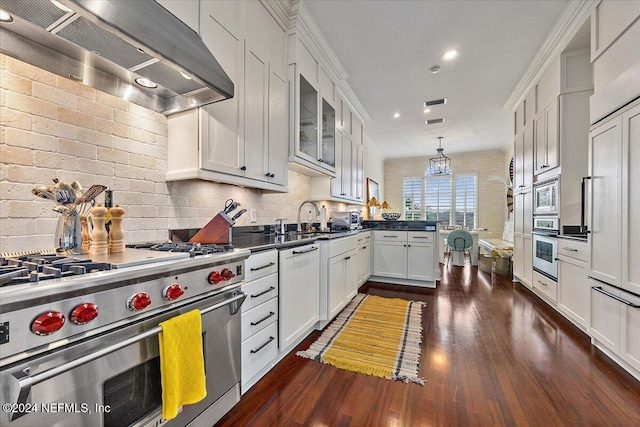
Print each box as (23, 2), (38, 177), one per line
(0, 0), (234, 115)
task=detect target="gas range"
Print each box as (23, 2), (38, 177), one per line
(0, 244), (250, 367)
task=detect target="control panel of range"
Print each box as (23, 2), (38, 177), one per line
(0, 260), (244, 362)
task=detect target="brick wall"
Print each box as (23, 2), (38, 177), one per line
(384, 150), (511, 239)
(0, 55), (329, 253)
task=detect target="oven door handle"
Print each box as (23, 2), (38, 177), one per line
(6, 291), (247, 417)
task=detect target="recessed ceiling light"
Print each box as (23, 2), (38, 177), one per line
(442, 49), (459, 61)
(135, 77), (158, 88)
(423, 108), (431, 114)
(179, 71), (192, 80)
(51, 0), (73, 13)
(393, 113), (400, 118)
(430, 65), (440, 74)
(0, 9), (13, 22)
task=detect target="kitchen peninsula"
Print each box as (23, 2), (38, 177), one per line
(364, 221), (440, 288)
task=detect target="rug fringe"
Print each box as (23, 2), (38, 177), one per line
(295, 350), (317, 360)
(391, 373), (426, 386)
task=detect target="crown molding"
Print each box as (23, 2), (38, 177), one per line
(503, 0), (598, 111)
(260, 0), (295, 32)
(290, 1), (371, 124)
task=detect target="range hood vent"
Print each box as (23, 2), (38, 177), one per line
(0, 0), (234, 115)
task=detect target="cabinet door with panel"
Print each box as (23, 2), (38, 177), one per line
(373, 241), (407, 279)
(590, 281), (622, 353)
(407, 243), (434, 281)
(344, 248), (359, 300)
(328, 254), (347, 319)
(557, 250), (588, 328)
(279, 244), (320, 350)
(244, 45), (269, 182)
(588, 116), (622, 286)
(534, 99), (559, 175)
(622, 103), (640, 295)
(267, 71), (288, 185)
(620, 290), (640, 373)
(200, 14), (244, 176)
(357, 234), (372, 285)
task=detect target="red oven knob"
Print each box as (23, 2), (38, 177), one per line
(31, 311), (65, 336)
(163, 283), (184, 301)
(127, 292), (151, 311)
(70, 303), (99, 325)
(208, 271), (224, 284)
(221, 268), (236, 281)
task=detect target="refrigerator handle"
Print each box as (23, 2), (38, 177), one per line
(581, 176), (592, 234)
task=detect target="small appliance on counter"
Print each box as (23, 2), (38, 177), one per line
(332, 211), (360, 230)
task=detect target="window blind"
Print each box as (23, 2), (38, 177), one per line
(403, 178), (423, 220)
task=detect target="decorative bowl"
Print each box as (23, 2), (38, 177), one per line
(382, 212), (401, 220)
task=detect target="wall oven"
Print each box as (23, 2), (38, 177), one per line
(532, 232), (558, 281)
(533, 177), (559, 216)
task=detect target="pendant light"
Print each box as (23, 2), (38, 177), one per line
(427, 136), (452, 176)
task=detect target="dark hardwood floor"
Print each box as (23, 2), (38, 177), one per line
(216, 257), (640, 426)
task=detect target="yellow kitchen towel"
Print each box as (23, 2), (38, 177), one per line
(158, 309), (207, 420)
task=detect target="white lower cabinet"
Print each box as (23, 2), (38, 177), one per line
(372, 231), (437, 286)
(279, 244), (320, 351)
(533, 270), (557, 303)
(320, 235), (359, 322)
(557, 238), (589, 329)
(241, 250), (279, 393)
(357, 232), (372, 286)
(590, 280), (640, 375)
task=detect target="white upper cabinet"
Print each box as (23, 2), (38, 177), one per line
(165, 1), (288, 192)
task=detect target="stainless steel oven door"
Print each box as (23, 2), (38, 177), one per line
(532, 233), (558, 280)
(533, 179), (558, 215)
(0, 289), (244, 427)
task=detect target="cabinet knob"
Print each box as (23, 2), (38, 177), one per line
(318, 158), (323, 162)
(265, 172), (271, 177)
(240, 166), (247, 171)
(270, 173), (275, 178)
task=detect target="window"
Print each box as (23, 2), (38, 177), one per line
(402, 174), (478, 227)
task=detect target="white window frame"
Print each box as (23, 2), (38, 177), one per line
(401, 173), (479, 228)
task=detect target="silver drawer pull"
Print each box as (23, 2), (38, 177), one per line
(250, 286), (275, 298)
(250, 262), (275, 271)
(250, 311), (275, 326)
(411, 236), (429, 239)
(537, 280), (548, 287)
(562, 247), (578, 252)
(592, 286), (640, 308)
(250, 336), (275, 354)
(383, 235), (398, 238)
(292, 246), (318, 255)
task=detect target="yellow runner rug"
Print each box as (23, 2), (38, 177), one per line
(297, 294), (426, 385)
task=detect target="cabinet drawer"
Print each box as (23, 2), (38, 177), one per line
(242, 297), (278, 340)
(557, 239), (588, 262)
(533, 270), (557, 303)
(328, 235), (358, 257)
(241, 322), (278, 385)
(374, 230), (407, 242)
(241, 273), (278, 312)
(245, 249), (278, 282)
(408, 231), (434, 243)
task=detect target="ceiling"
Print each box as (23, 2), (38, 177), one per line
(304, 0), (569, 159)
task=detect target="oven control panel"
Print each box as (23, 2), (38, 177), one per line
(0, 259), (245, 364)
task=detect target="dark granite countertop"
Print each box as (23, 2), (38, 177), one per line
(362, 220), (438, 231)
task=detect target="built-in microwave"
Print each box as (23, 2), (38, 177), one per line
(533, 178), (559, 216)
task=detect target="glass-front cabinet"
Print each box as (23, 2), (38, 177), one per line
(290, 69), (337, 176)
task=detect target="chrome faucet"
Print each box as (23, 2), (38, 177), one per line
(297, 200), (320, 232)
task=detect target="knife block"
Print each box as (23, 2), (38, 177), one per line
(189, 212), (235, 244)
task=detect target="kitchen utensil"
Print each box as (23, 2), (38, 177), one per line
(53, 205), (77, 216)
(54, 213), (82, 254)
(32, 186), (58, 202)
(223, 199), (240, 215)
(54, 180), (76, 204)
(231, 209), (247, 221)
(75, 184), (108, 205)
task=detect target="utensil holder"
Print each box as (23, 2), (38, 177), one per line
(55, 214), (83, 254)
(189, 213), (234, 244)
